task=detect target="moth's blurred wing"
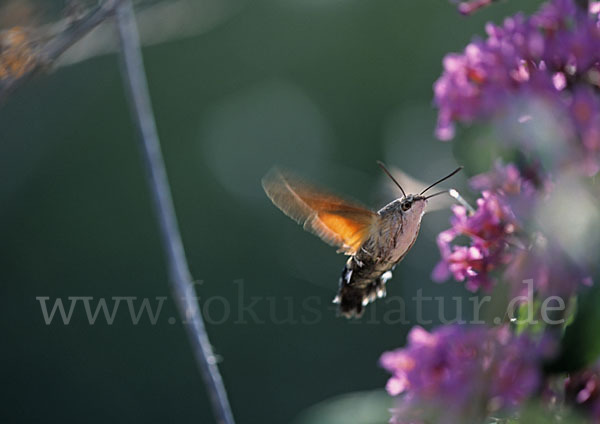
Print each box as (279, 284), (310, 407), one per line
(384, 166), (454, 213)
(262, 168), (378, 255)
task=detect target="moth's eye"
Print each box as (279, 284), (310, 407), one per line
(401, 202), (411, 211)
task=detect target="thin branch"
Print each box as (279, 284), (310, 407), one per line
(57, 0), (243, 68)
(0, 0), (125, 102)
(115, 2), (235, 424)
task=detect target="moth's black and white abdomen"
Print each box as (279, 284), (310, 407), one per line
(333, 257), (394, 318)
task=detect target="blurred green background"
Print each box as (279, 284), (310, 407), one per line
(0, 0), (541, 422)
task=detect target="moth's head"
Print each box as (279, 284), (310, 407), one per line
(400, 194), (426, 212)
(376, 160), (463, 217)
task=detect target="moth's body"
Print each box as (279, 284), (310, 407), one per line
(261, 164), (460, 318)
(335, 196), (427, 317)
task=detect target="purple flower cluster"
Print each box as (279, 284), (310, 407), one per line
(432, 192), (514, 291)
(380, 325), (544, 423)
(432, 163), (521, 291)
(435, 0), (600, 174)
(433, 161), (590, 296)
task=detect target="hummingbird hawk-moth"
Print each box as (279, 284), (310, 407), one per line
(262, 162), (462, 318)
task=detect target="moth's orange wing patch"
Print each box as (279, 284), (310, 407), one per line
(262, 168), (377, 255)
(313, 211), (375, 253)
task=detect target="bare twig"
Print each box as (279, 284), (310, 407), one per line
(0, 0), (124, 102)
(58, 0), (242, 68)
(115, 2), (235, 424)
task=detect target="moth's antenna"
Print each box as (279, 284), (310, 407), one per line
(424, 190), (449, 200)
(420, 166), (463, 195)
(377, 161), (406, 197)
